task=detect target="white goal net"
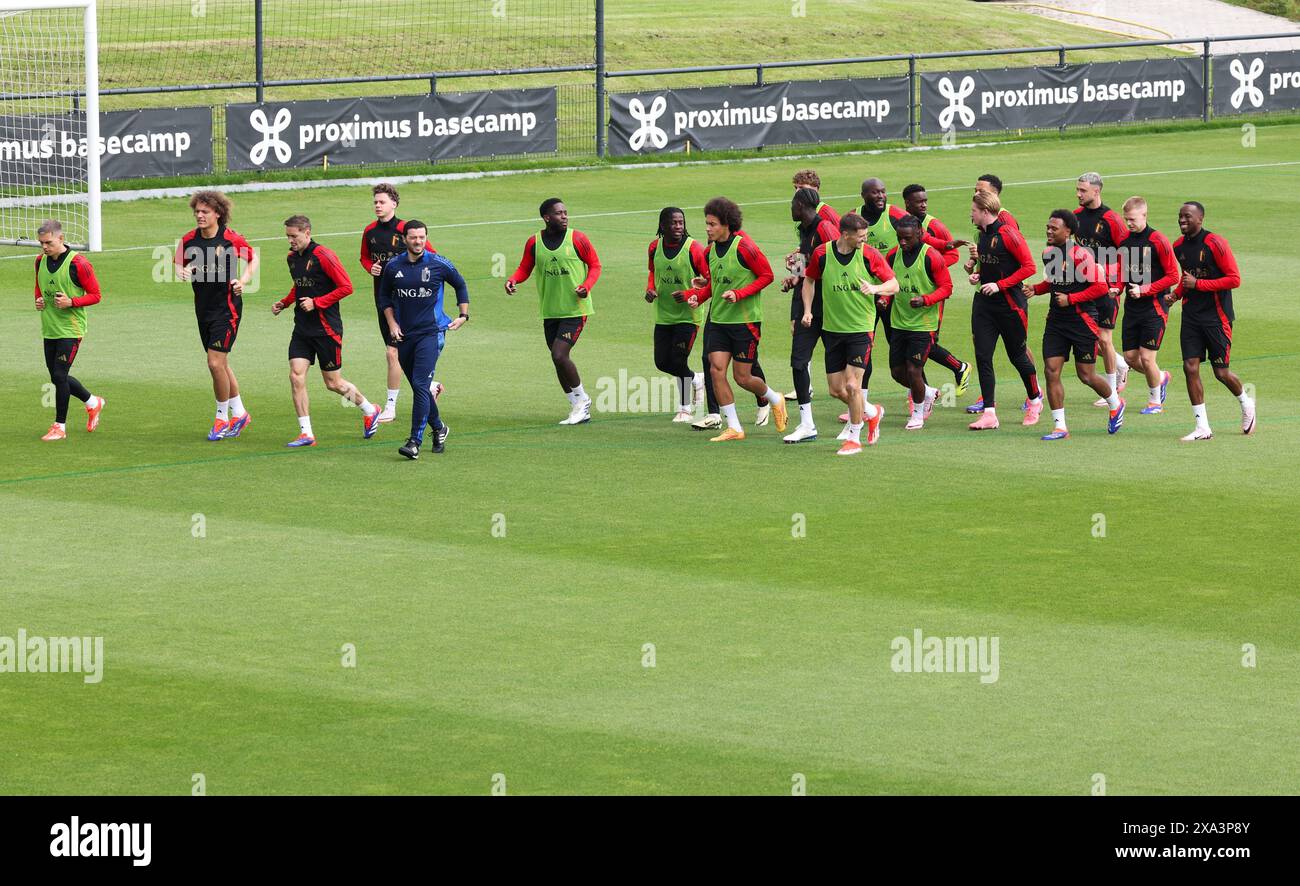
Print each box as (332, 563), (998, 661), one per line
(0, 0), (100, 251)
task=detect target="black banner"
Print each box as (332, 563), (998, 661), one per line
(921, 58), (1204, 134)
(608, 78), (910, 156)
(224, 89), (557, 171)
(0, 795), (1285, 872)
(0, 107), (212, 182)
(1213, 49), (1300, 116)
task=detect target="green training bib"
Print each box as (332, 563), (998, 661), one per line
(890, 243), (941, 332)
(653, 237), (702, 325)
(534, 229), (592, 319)
(37, 250), (88, 339)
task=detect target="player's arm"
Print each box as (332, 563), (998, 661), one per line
(308, 247), (354, 311)
(864, 246), (899, 298)
(918, 250), (954, 306)
(800, 246), (824, 326)
(675, 241), (711, 305)
(440, 257), (471, 329)
(645, 239), (658, 301)
(272, 284), (296, 315)
(995, 225), (1036, 291)
(360, 223), (375, 275)
(1029, 252), (1053, 297)
(1140, 232), (1181, 297)
(66, 255), (102, 308)
(1190, 235), (1242, 292)
(504, 236), (536, 294)
(731, 238), (774, 299)
(922, 218), (961, 266)
(1103, 210), (1129, 288)
(1067, 249), (1109, 304)
(173, 234), (194, 282)
(33, 257), (45, 310)
(229, 232), (258, 296)
(816, 219), (839, 246)
(880, 247), (901, 307)
(572, 230), (601, 296)
(375, 267), (401, 339)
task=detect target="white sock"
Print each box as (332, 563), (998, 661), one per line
(84, 395), (99, 410)
(1149, 385), (1161, 402)
(1052, 408), (1066, 430)
(1115, 353), (1130, 372)
(229, 394), (246, 417)
(1193, 403), (1209, 429)
(55, 421), (66, 431)
(911, 399), (925, 420)
(299, 416), (313, 437)
(1238, 392), (1251, 406)
(863, 401), (879, 421)
(693, 372), (704, 387)
(360, 398), (376, 417)
(386, 388), (400, 408)
(848, 421), (863, 442)
(565, 389), (579, 406)
(215, 400), (229, 421)
(720, 403), (741, 432)
(763, 387), (783, 406)
(799, 403), (814, 427)
(925, 385), (938, 402)
(1104, 372), (1117, 392)
(572, 384), (587, 402)
(984, 407), (997, 417)
(1106, 392), (1121, 410)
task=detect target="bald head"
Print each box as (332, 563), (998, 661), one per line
(861, 178), (887, 211)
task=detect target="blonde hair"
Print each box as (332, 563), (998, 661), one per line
(972, 190), (1001, 215)
(1122, 196), (1147, 213)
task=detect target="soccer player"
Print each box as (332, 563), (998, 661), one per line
(1029, 210), (1125, 440)
(676, 196), (787, 441)
(964, 190), (1043, 430)
(646, 207), (708, 422)
(1074, 172), (1132, 404)
(1118, 196), (1178, 414)
(1169, 201), (1255, 440)
(379, 220), (469, 459)
(781, 187), (839, 441)
(828, 177), (910, 424)
(360, 183), (437, 422)
(791, 169), (842, 228)
(963, 173), (1032, 413)
(884, 216), (953, 430)
(801, 213), (895, 453)
(902, 183), (971, 396)
(505, 197), (601, 425)
(33, 219), (105, 441)
(975, 174), (1018, 230)
(175, 190), (259, 441)
(271, 216), (382, 447)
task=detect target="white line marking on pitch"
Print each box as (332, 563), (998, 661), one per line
(3, 160), (1297, 260)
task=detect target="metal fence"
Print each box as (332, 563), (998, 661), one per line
(603, 32), (1300, 152)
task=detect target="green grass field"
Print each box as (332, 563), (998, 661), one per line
(1, 123), (1297, 795)
(67, 0), (1189, 179)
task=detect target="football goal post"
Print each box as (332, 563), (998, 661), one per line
(0, 0), (100, 251)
